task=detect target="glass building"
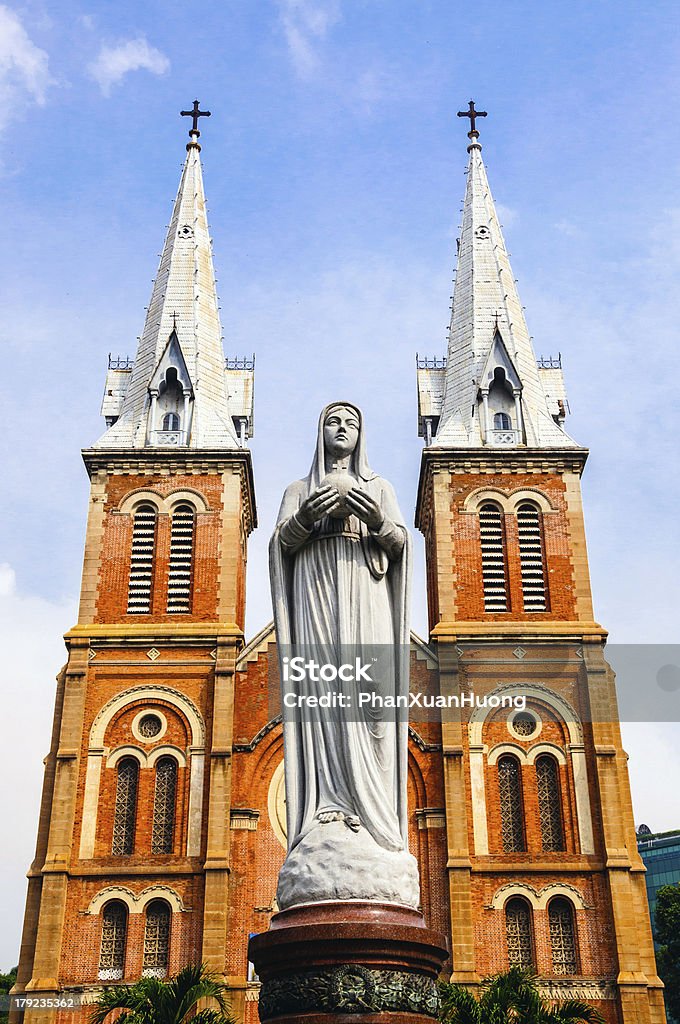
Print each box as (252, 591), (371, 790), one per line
(637, 826), (680, 938)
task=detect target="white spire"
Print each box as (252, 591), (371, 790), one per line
(428, 117), (578, 450)
(94, 127), (240, 450)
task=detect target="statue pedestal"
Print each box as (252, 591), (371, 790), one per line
(248, 902), (448, 1023)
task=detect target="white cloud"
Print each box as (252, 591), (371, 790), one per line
(0, 582), (77, 967)
(0, 562), (16, 596)
(0, 5), (52, 131)
(88, 36), (169, 97)
(496, 203), (519, 228)
(277, 0), (341, 79)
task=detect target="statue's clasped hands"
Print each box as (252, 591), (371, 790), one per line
(298, 485), (384, 531)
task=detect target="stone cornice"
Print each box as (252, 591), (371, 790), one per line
(415, 446), (589, 530)
(432, 620), (607, 641)
(81, 446), (257, 532)
(66, 622), (244, 645)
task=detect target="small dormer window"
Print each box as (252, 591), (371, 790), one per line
(494, 412), (511, 430)
(162, 412), (180, 431)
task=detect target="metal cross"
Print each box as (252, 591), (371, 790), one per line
(457, 100), (487, 134)
(181, 100), (211, 134)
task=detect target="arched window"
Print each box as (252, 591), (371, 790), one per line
(549, 898), (578, 974)
(162, 412), (180, 431)
(505, 898), (534, 969)
(536, 755), (565, 852)
(142, 900), (171, 977)
(498, 755), (525, 852)
(166, 504), (195, 613)
(517, 502), (548, 612)
(98, 900), (128, 980)
(111, 758), (138, 856)
(479, 503), (509, 612)
(494, 412), (512, 430)
(127, 504), (157, 613)
(151, 757), (177, 855)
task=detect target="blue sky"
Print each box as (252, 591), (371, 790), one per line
(1, 0), (680, 968)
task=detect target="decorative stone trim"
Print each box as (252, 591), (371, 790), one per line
(90, 685), (204, 747)
(461, 486), (557, 515)
(489, 881), (589, 911)
(116, 487), (210, 514)
(259, 966), (440, 1019)
(507, 707), (542, 740)
(85, 885), (187, 915)
(537, 978), (616, 1001)
(487, 741), (566, 767)
(230, 808), (260, 830)
(131, 709), (168, 743)
(415, 808), (446, 830)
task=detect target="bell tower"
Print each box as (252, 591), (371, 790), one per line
(13, 109), (256, 1022)
(415, 107), (665, 1023)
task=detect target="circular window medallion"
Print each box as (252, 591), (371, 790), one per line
(138, 714), (162, 738)
(507, 709), (541, 740)
(131, 709), (168, 743)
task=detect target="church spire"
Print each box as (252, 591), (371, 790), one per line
(94, 104), (243, 450)
(418, 105), (578, 449)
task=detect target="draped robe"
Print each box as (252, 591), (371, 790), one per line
(270, 403), (411, 856)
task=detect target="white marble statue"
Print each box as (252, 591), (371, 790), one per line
(270, 402), (420, 909)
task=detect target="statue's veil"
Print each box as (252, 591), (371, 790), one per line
(305, 401), (377, 492)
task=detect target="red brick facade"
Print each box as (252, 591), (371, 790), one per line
(13, 445), (666, 1024)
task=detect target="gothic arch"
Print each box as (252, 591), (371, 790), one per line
(117, 489), (165, 514)
(116, 489), (209, 515)
(507, 488), (556, 513)
(147, 744), (187, 768)
(490, 882), (587, 912)
(525, 742), (568, 766)
(164, 488), (210, 512)
(90, 685), (204, 747)
(80, 686), (205, 861)
(86, 885), (186, 916)
(106, 745), (147, 768)
(488, 741), (567, 767)
(467, 684), (593, 856)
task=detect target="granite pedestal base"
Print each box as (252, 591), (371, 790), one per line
(248, 902), (448, 1022)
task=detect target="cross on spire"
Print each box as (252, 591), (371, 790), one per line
(181, 100), (211, 147)
(457, 99), (487, 138)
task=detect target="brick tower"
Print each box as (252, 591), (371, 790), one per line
(13, 114), (256, 1022)
(414, 111), (665, 1021)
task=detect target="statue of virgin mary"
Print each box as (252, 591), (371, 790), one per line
(270, 402), (420, 909)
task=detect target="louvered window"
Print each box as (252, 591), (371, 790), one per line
(151, 757), (177, 854)
(167, 504), (195, 613)
(127, 504), (157, 613)
(505, 898), (534, 969)
(498, 755), (525, 852)
(479, 503), (509, 612)
(549, 898), (578, 974)
(111, 758), (138, 855)
(98, 901), (127, 980)
(517, 502), (547, 612)
(537, 755), (565, 852)
(142, 901), (171, 977)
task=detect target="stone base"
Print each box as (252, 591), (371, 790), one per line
(248, 902), (448, 1022)
(277, 821), (420, 910)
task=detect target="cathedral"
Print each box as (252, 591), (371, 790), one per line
(13, 107), (665, 1024)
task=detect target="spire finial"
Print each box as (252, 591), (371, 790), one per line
(457, 99), (487, 148)
(180, 100), (211, 151)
